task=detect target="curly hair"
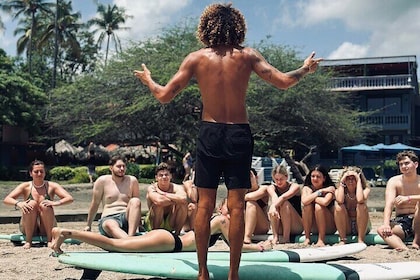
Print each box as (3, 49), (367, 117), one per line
(396, 150), (419, 163)
(197, 3), (246, 47)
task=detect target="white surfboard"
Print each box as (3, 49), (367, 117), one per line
(132, 242), (366, 263)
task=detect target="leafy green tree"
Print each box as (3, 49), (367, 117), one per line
(0, 0), (54, 74)
(37, 0), (82, 87)
(87, 3), (131, 66)
(0, 49), (47, 133)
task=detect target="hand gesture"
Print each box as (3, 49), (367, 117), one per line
(134, 64), (152, 85)
(303, 52), (323, 73)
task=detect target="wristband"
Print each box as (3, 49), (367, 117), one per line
(14, 201), (20, 210)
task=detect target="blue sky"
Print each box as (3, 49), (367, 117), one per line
(1, 0), (420, 68)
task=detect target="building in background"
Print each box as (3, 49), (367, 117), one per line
(321, 55), (419, 146)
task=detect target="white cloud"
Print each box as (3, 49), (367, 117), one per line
(293, 0), (420, 60)
(328, 42), (369, 59)
(113, 0), (192, 45)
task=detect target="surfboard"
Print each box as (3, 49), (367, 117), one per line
(128, 242), (366, 263)
(293, 233), (407, 245)
(58, 253), (420, 280)
(0, 234), (81, 246)
(252, 233), (391, 245)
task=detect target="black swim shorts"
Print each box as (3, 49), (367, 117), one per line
(391, 214), (414, 240)
(194, 121), (253, 190)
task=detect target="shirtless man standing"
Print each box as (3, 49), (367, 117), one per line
(85, 155), (141, 238)
(377, 150), (420, 250)
(134, 4), (321, 279)
(144, 162), (188, 235)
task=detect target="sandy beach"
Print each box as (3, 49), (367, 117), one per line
(1, 184), (420, 279)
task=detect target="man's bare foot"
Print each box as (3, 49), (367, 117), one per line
(278, 236), (290, 244)
(197, 269), (209, 280)
(50, 227), (67, 254)
(258, 240), (273, 251)
(412, 237), (420, 249)
(303, 238), (311, 246)
(23, 242), (32, 249)
(272, 236), (279, 244)
(243, 237), (252, 244)
(395, 247), (408, 252)
(338, 237), (347, 245)
(315, 240), (326, 247)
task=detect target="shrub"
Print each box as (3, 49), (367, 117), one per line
(49, 166), (75, 181)
(68, 166), (92, 183)
(140, 164), (155, 179)
(126, 162), (141, 179)
(97, 166), (111, 176)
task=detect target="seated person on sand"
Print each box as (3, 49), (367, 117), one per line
(377, 150), (420, 251)
(144, 163), (188, 235)
(243, 168), (270, 244)
(334, 166), (371, 244)
(182, 179), (198, 232)
(3, 160), (74, 249)
(267, 165), (303, 244)
(84, 155), (142, 238)
(51, 197), (272, 254)
(301, 165), (336, 246)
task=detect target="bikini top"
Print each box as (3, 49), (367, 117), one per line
(27, 181), (51, 200)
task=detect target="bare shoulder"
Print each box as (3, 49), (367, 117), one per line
(92, 175), (110, 189)
(242, 47), (263, 59)
(290, 182), (301, 189)
(387, 174), (402, 186)
(127, 175), (139, 184)
(47, 181), (63, 189)
(13, 181), (30, 192)
(147, 182), (157, 191)
(173, 183), (186, 192)
(385, 175), (403, 192)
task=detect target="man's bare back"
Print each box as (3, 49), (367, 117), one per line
(136, 46), (319, 124)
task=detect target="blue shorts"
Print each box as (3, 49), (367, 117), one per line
(194, 121), (253, 190)
(98, 212), (128, 237)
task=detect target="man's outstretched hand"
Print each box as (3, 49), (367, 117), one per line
(303, 52), (323, 73)
(134, 63), (151, 85)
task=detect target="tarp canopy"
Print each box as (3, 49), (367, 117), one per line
(340, 144), (379, 152)
(374, 143), (420, 152)
(341, 143), (420, 152)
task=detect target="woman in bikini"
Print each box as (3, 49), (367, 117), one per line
(3, 160), (74, 249)
(267, 165), (303, 244)
(51, 198), (272, 254)
(243, 168), (270, 244)
(301, 165), (336, 246)
(334, 166), (371, 244)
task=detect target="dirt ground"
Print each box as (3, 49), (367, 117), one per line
(1, 184), (420, 280)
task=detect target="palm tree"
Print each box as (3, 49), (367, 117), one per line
(37, 0), (82, 87)
(0, 0), (54, 74)
(87, 3), (131, 66)
(0, 17), (4, 33)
